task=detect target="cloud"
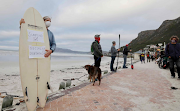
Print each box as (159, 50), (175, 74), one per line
(52, 0), (180, 29)
(53, 0), (154, 27)
(1, 0), (180, 51)
(0, 30), (19, 39)
(0, 46), (19, 50)
(0, 0), (41, 16)
(0, 0), (24, 16)
(55, 33), (136, 41)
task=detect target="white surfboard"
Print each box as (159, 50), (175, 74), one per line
(19, 7), (50, 111)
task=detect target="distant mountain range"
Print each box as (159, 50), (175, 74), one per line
(55, 47), (90, 54)
(0, 48), (110, 55)
(55, 48), (109, 55)
(121, 16), (180, 52)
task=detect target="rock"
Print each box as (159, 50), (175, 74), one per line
(104, 70), (108, 74)
(15, 102), (20, 105)
(60, 70), (65, 72)
(75, 72), (82, 73)
(19, 99), (24, 103)
(66, 80), (71, 87)
(2, 95), (13, 109)
(59, 82), (65, 90)
(118, 66), (121, 69)
(51, 70), (54, 72)
(11, 75), (19, 76)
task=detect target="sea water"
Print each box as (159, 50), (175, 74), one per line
(0, 50), (114, 75)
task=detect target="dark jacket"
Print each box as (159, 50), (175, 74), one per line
(111, 45), (118, 56)
(123, 46), (130, 55)
(165, 43), (180, 59)
(92, 40), (103, 57)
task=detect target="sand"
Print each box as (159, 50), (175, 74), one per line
(0, 50), (134, 110)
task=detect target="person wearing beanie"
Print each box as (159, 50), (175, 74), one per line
(110, 41), (120, 72)
(91, 34), (103, 80)
(141, 51), (145, 63)
(123, 44), (131, 68)
(20, 16), (56, 57)
(165, 35), (180, 79)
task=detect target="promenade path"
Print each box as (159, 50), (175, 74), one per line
(37, 61), (180, 111)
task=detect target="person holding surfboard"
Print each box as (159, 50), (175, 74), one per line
(19, 16), (56, 57)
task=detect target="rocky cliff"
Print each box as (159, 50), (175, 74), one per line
(127, 17), (180, 52)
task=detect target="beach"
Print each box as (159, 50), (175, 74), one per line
(0, 50), (133, 110)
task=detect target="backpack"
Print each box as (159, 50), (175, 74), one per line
(141, 53), (145, 57)
(147, 54), (149, 57)
(91, 41), (98, 55)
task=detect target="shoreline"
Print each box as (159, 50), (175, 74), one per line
(0, 58), (139, 111)
(0, 51), (137, 110)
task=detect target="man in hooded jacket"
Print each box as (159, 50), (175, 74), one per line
(91, 34), (103, 79)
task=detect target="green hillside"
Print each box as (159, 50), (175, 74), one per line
(124, 17), (180, 52)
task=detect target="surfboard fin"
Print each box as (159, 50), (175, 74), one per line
(25, 87), (28, 97)
(47, 82), (53, 93)
(25, 87), (29, 102)
(37, 97), (42, 106)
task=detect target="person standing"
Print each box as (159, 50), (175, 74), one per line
(91, 34), (103, 76)
(146, 52), (150, 62)
(110, 41), (120, 72)
(139, 54), (141, 61)
(20, 16), (56, 57)
(151, 54), (154, 61)
(165, 36), (180, 79)
(141, 52), (145, 63)
(123, 44), (131, 68)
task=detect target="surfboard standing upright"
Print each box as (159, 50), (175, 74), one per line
(19, 7), (50, 111)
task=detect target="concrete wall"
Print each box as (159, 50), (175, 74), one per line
(134, 53), (140, 60)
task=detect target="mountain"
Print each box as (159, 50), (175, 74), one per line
(125, 17), (180, 52)
(55, 48), (109, 55)
(55, 47), (90, 54)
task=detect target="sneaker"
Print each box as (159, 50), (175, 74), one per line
(111, 69), (115, 71)
(171, 76), (175, 79)
(123, 66), (128, 68)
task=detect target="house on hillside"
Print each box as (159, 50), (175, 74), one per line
(134, 50), (143, 60)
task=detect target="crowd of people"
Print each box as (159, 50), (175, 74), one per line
(139, 51), (155, 64)
(138, 36), (180, 80)
(20, 16), (179, 82)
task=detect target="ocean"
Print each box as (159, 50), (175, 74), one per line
(0, 50), (114, 75)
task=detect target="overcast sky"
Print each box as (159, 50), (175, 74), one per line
(0, 0), (180, 52)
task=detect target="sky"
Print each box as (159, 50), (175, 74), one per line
(0, 0), (180, 52)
